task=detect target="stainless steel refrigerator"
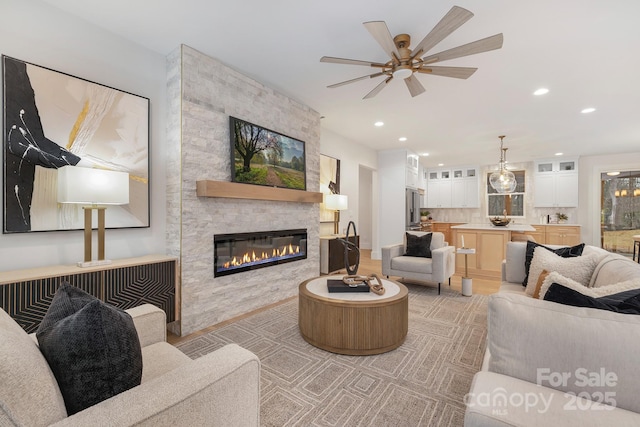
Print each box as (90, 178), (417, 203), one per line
(406, 188), (421, 230)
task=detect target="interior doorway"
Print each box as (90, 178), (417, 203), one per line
(601, 170), (640, 255)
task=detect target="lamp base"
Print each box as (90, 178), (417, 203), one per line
(77, 259), (113, 268)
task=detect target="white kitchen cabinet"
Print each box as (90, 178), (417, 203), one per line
(406, 152), (420, 189)
(534, 159), (578, 207)
(427, 166), (478, 208)
(451, 166), (479, 208)
(426, 169), (451, 208)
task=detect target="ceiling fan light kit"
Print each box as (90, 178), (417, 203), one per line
(392, 66), (413, 80)
(489, 135), (517, 194)
(320, 5), (503, 99)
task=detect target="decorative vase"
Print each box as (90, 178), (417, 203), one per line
(420, 216), (428, 222)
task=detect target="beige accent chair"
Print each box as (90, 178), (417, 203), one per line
(0, 304), (260, 426)
(381, 231), (456, 294)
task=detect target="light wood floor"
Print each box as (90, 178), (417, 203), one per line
(168, 249), (500, 345)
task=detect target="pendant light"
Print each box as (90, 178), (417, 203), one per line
(489, 135), (517, 193)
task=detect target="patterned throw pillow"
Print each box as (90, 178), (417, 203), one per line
(36, 283), (142, 415)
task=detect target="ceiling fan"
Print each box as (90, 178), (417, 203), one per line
(320, 6), (503, 99)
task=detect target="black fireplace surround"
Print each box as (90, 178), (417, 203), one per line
(214, 229), (307, 277)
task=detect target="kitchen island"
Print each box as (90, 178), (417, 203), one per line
(451, 223), (536, 279)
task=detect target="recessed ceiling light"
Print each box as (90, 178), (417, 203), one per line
(581, 107), (596, 114)
(438, 163), (444, 167)
(555, 152), (563, 156)
(420, 153), (429, 157)
(374, 121), (384, 127)
(398, 137), (407, 142)
(607, 171), (621, 176)
(533, 88), (549, 96)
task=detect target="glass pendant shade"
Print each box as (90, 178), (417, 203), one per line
(489, 168), (517, 193)
(489, 136), (517, 193)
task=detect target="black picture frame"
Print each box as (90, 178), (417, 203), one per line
(2, 55), (150, 233)
(230, 116), (306, 190)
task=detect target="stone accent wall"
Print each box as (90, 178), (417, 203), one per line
(167, 45), (321, 336)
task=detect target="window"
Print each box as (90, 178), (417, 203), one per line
(486, 170), (526, 217)
(601, 170), (640, 254)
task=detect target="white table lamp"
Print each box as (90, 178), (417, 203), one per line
(325, 194), (348, 235)
(58, 166), (130, 267)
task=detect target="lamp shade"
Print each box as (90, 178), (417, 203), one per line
(58, 167), (129, 205)
(325, 194), (348, 210)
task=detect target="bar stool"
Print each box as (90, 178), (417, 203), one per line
(633, 235), (640, 263)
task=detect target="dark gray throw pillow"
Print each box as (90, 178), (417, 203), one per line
(405, 232), (433, 258)
(522, 241), (585, 286)
(544, 283), (640, 315)
(36, 283), (142, 415)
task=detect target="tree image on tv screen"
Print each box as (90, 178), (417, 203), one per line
(232, 119), (305, 190)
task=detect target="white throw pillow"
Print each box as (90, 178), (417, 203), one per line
(539, 271), (640, 300)
(525, 247), (599, 296)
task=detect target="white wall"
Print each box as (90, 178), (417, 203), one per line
(377, 149), (408, 252)
(0, 0), (167, 271)
(320, 128), (378, 252)
(579, 151), (640, 246)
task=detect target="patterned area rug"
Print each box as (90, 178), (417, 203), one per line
(176, 282), (488, 427)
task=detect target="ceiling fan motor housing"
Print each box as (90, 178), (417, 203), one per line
(392, 34), (414, 79)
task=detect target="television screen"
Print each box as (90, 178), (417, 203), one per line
(230, 116), (306, 190)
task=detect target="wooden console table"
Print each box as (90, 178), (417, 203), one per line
(298, 276), (408, 355)
(0, 255), (179, 333)
(319, 235), (360, 274)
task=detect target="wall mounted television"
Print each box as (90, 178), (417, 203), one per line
(230, 116), (306, 190)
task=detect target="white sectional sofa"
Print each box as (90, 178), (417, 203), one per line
(464, 241), (640, 426)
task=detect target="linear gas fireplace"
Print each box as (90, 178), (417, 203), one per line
(214, 229), (307, 277)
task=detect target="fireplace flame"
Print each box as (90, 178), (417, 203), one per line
(222, 244), (301, 269)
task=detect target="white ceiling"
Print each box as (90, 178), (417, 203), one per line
(42, 0), (640, 168)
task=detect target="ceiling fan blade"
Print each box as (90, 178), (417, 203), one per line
(412, 6), (474, 57)
(320, 56), (386, 67)
(417, 66), (478, 79)
(404, 75), (426, 97)
(422, 33), (504, 64)
(363, 21), (399, 58)
(363, 76), (393, 99)
(327, 72), (386, 88)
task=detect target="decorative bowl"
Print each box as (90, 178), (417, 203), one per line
(490, 217), (511, 227)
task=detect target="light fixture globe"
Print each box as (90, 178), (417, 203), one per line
(489, 135), (517, 193)
(489, 168), (517, 193)
(392, 66), (413, 80)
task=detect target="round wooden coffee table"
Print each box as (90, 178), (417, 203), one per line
(298, 275), (408, 355)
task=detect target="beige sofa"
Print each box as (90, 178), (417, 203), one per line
(381, 231), (456, 294)
(0, 304), (260, 426)
(465, 242), (640, 426)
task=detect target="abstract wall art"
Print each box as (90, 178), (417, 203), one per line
(2, 56), (149, 233)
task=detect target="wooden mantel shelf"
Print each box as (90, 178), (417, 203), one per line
(196, 180), (323, 203)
